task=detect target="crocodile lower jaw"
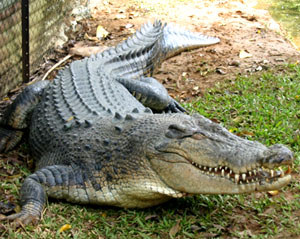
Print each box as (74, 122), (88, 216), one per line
(190, 161), (291, 186)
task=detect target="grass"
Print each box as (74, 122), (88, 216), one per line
(0, 64), (300, 238)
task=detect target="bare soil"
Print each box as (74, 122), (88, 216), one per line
(76, 0), (300, 101)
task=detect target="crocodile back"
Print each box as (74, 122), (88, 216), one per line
(29, 57), (147, 158)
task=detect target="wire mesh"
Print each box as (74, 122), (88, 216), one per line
(0, 0), (72, 97)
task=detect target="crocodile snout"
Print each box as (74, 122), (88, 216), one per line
(262, 144), (294, 167)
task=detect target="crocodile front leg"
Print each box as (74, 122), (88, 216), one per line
(116, 77), (185, 113)
(1, 165), (79, 226)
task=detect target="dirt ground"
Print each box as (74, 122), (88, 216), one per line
(14, 0), (296, 104)
(65, 0), (300, 102)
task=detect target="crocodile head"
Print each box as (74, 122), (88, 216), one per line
(144, 113), (293, 195)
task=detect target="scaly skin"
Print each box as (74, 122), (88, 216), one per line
(0, 21), (294, 226)
(3, 113), (294, 226)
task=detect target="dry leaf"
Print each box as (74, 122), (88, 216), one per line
(69, 42), (108, 57)
(145, 214), (158, 220)
(14, 205), (21, 213)
(232, 116), (243, 124)
(115, 14), (126, 19)
(125, 23), (134, 29)
(96, 25), (109, 40)
(268, 190), (279, 196)
(84, 33), (100, 42)
(129, 12), (139, 17)
(58, 224), (72, 233)
(237, 131), (255, 137)
(169, 220), (181, 238)
(66, 116), (74, 122)
(239, 50), (252, 59)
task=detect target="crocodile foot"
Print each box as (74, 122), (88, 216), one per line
(165, 99), (186, 113)
(0, 211), (40, 227)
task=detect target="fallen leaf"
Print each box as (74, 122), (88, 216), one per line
(84, 33), (100, 42)
(268, 190), (279, 196)
(237, 131), (255, 137)
(115, 14), (126, 19)
(96, 25), (109, 40)
(14, 205), (21, 213)
(239, 50), (252, 59)
(66, 116), (74, 122)
(125, 23), (134, 29)
(7, 174), (22, 179)
(58, 224), (72, 233)
(129, 12), (139, 18)
(69, 42), (108, 57)
(145, 214), (158, 220)
(169, 220), (181, 238)
(232, 116), (243, 124)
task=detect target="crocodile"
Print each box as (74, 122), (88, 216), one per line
(0, 21), (294, 225)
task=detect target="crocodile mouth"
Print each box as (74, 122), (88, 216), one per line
(189, 161), (292, 185)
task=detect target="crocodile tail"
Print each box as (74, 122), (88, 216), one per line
(101, 21), (166, 78)
(97, 20), (165, 59)
(161, 23), (220, 59)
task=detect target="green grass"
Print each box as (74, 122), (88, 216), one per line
(1, 64), (300, 238)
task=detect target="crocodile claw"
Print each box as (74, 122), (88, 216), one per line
(165, 99), (186, 113)
(1, 211), (40, 227)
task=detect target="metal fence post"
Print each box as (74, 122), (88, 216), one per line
(22, 0), (30, 83)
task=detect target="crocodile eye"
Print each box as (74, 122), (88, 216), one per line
(165, 124), (188, 139)
(165, 124), (198, 139)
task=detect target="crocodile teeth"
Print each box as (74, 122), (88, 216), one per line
(249, 171), (252, 176)
(242, 173), (246, 181)
(215, 168), (218, 172)
(229, 170), (232, 174)
(253, 169), (257, 175)
(226, 174), (230, 178)
(209, 167), (212, 172)
(270, 170), (274, 177)
(235, 174), (240, 183)
(221, 169), (225, 177)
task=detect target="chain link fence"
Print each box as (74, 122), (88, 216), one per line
(0, 0), (89, 98)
